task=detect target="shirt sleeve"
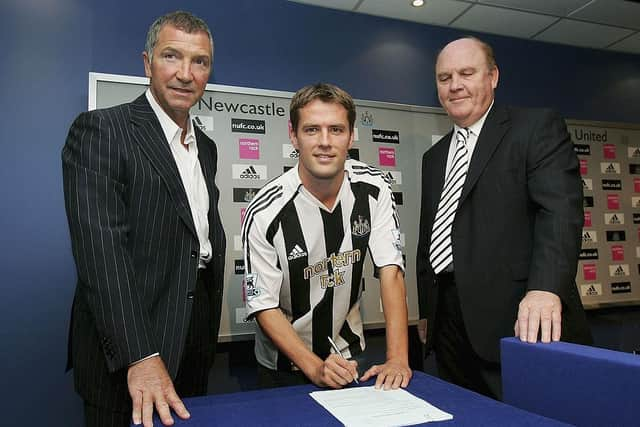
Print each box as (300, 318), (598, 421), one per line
(243, 212), (284, 319)
(368, 176), (405, 271)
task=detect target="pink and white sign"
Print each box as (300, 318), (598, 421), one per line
(603, 144), (616, 159)
(579, 159), (588, 175)
(239, 138), (260, 159)
(584, 211), (592, 227)
(612, 245), (624, 261)
(378, 147), (396, 167)
(607, 194), (620, 210)
(583, 264), (597, 281)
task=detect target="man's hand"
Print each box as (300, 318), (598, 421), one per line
(417, 319), (427, 344)
(127, 355), (190, 427)
(360, 358), (412, 390)
(515, 290), (562, 343)
(310, 353), (359, 389)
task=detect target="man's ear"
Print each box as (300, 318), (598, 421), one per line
(289, 121), (299, 150)
(490, 65), (499, 89)
(143, 51), (152, 78)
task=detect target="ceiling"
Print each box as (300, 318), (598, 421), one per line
(288, 0), (640, 55)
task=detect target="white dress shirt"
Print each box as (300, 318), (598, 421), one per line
(146, 89), (212, 268)
(443, 101), (494, 177)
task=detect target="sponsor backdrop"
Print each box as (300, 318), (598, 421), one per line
(92, 73), (453, 339)
(570, 122), (640, 308)
(93, 74), (640, 339)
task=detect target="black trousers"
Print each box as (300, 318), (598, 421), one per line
(257, 364), (311, 389)
(84, 273), (214, 427)
(433, 272), (502, 400)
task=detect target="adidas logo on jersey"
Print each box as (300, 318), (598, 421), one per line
(288, 244), (308, 261)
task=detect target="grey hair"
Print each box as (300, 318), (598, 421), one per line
(145, 10), (213, 62)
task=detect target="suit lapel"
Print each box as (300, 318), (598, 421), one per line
(431, 131), (452, 199)
(460, 105), (510, 204)
(195, 127), (216, 209)
(129, 94), (197, 238)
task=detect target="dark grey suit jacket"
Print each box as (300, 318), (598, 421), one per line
(416, 105), (591, 363)
(62, 94), (225, 409)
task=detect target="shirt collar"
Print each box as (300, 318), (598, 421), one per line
(455, 100), (494, 137)
(287, 159), (353, 190)
(145, 89), (195, 146)
(286, 159), (352, 211)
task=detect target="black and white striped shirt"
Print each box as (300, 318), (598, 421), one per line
(242, 159), (404, 371)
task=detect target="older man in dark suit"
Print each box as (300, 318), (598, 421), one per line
(416, 37), (591, 400)
(62, 11), (225, 427)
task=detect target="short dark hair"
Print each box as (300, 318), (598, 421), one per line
(145, 11), (213, 62)
(290, 83), (356, 132)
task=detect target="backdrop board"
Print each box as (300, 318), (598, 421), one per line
(89, 73), (640, 341)
(89, 72), (452, 341)
(568, 120), (640, 309)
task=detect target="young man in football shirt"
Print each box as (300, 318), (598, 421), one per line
(242, 83), (411, 390)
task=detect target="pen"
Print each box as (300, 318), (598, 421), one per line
(327, 336), (359, 384)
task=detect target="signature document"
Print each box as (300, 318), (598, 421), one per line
(309, 386), (453, 426)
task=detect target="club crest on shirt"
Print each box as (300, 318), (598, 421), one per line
(352, 215), (370, 237)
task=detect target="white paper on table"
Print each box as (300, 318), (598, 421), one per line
(309, 386), (453, 426)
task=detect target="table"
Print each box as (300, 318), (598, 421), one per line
(153, 371), (569, 426)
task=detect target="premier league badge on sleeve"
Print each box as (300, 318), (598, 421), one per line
(243, 273), (261, 301)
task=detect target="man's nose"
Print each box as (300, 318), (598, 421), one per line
(450, 74), (463, 90)
(176, 61), (193, 82)
(319, 129), (331, 146)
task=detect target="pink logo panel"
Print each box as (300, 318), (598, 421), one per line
(603, 144), (616, 159)
(583, 264), (596, 281)
(378, 147), (396, 167)
(612, 245), (624, 261)
(239, 138), (260, 159)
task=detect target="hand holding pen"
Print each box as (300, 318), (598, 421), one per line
(327, 336), (359, 384)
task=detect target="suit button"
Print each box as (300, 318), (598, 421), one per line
(191, 251), (198, 258)
(187, 291), (195, 300)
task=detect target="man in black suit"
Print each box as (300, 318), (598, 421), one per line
(416, 37), (591, 399)
(62, 11), (225, 427)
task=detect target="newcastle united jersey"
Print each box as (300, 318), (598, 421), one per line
(242, 159), (404, 371)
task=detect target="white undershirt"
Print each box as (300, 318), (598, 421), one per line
(145, 89), (211, 267)
(444, 101), (494, 176)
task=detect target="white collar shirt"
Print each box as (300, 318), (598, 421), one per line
(145, 89), (211, 267)
(444, 101), (494, 177)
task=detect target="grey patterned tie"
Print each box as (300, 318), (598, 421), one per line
(429, 128), (470, 274)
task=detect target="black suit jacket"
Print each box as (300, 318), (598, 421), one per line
(62, 94), (226, 409)
(417, 105), (591, 363)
